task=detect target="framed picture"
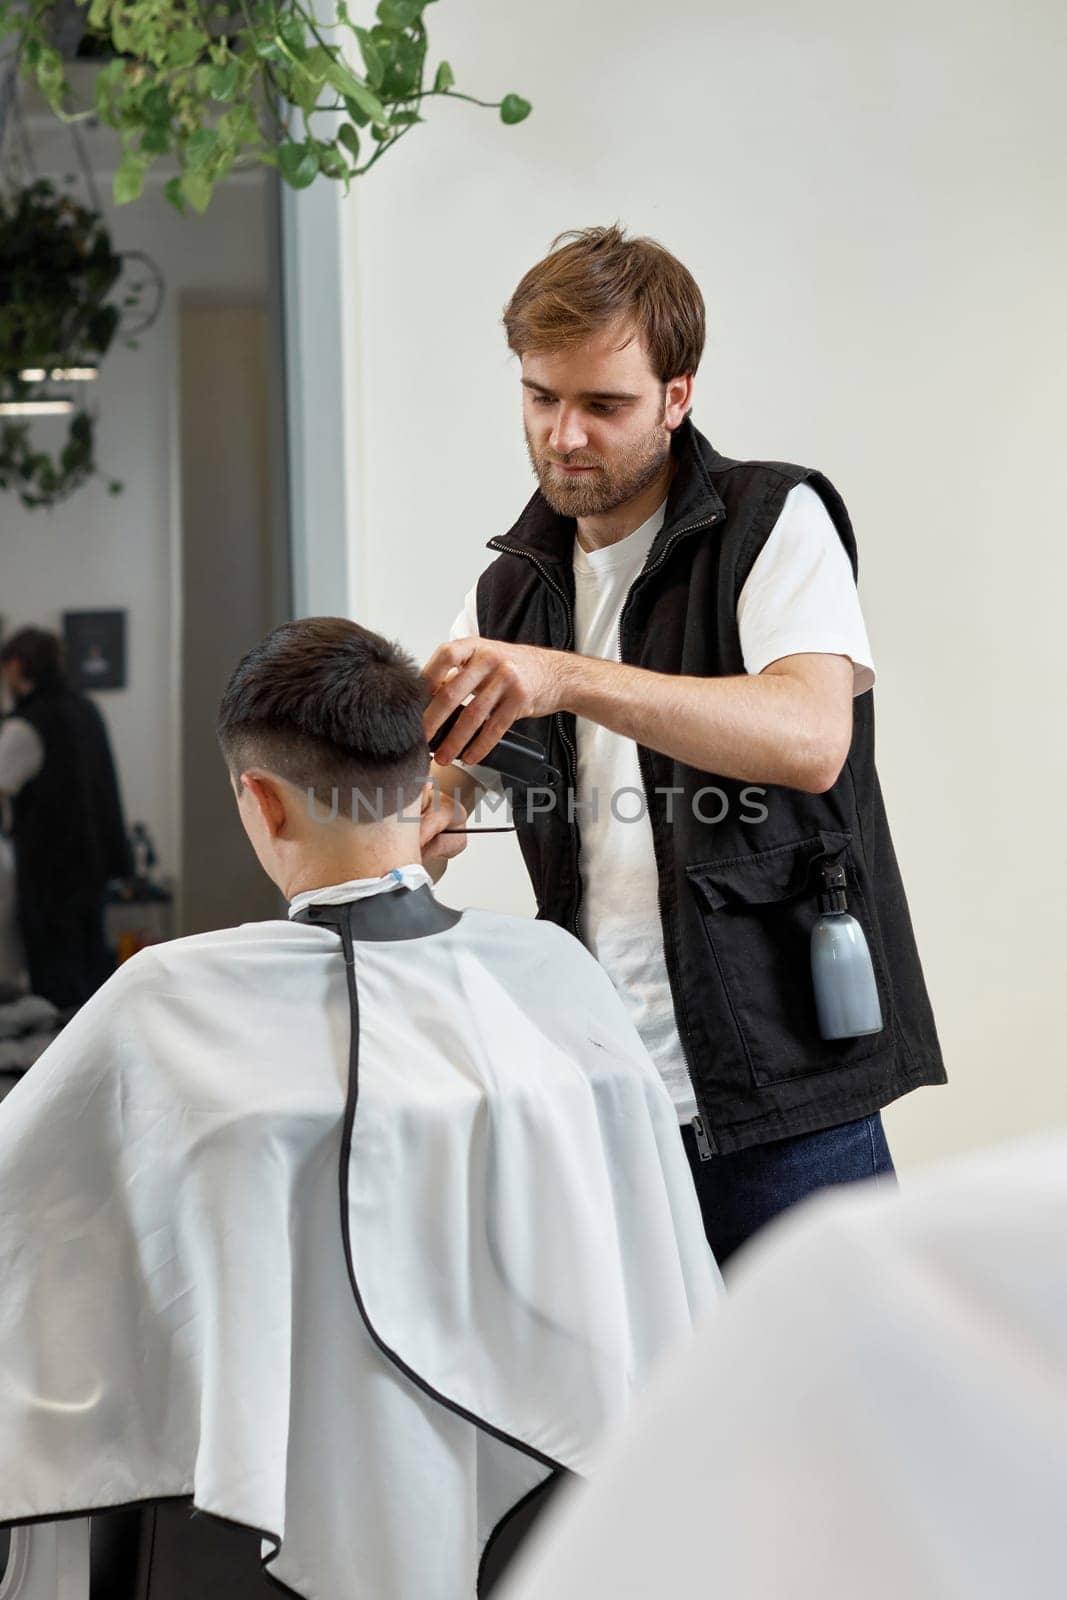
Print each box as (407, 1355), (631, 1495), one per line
(63, 610), (127, 692)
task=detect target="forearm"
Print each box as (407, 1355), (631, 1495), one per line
(558, 655), (845, 791)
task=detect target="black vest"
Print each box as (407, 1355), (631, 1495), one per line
(476, 419), (945, 1154)
(9, 682), (132, 908)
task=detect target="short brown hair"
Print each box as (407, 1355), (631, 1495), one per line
(503, 225), (706, 381)
(217, 618), (428, 817)
(0, 626), (64, 688)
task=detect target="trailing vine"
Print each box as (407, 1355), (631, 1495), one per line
(0, 0), (532, 213)
(0, 180), (156, 508)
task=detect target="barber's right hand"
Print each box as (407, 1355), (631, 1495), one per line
(420, 781), (468, 882)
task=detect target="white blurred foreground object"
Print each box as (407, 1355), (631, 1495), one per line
(501, 1132), (1067, 1600)
(0, 871), (719, 1600)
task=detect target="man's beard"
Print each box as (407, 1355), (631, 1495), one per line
(525, 419), (673, 518)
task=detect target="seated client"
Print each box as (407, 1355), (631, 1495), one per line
(0, 617), (719, 1600)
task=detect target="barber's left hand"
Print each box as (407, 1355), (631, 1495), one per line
(422, 638), (570, 767)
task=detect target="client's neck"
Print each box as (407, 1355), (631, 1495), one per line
(280, 824), (421, 903)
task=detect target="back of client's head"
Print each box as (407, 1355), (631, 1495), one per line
(217, 617), (428, 820)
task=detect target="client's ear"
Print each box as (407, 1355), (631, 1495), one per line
(238, 771), (288, 838)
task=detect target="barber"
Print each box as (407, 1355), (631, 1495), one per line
(0, 627), (131, 1014)
(421, 226), (945, 1267)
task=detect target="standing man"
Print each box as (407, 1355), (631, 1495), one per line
(421, 226), (945, 1267)
(0, 627), (131, 1012)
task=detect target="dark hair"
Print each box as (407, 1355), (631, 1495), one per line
(503, 224), (706, 381)
(0, 627), (64, 688)
(217, 617), (429, 818)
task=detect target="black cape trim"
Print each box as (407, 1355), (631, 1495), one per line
(292, 882), (462, 942)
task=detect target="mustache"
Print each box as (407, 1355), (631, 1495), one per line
(541, 452), (604, 470)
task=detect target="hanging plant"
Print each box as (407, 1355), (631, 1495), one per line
(0, 0), (532, 214)
(0, 178), (159, 509)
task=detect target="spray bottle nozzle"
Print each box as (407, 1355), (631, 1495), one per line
(817, 860), (849, 914)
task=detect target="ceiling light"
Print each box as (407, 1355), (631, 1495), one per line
(0, 399), (75, 416)
(17, 367), (99, 382)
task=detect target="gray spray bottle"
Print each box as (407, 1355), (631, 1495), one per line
(810, 861), (884, 1041)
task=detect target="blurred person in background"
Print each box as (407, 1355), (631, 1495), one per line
(0, 627), (131, 1013)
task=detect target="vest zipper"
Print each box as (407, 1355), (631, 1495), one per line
(616, 509), (725, 1153)
(485, 543), (583, 938)
(691, 1115), (715, 1163)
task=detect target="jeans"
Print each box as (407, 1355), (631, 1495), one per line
(681, 1112), (896, 1271)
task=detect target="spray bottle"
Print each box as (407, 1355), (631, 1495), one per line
(810, 861), (884, 1040)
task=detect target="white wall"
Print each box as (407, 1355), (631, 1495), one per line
(340, 0), (1067, 1171)
(0, 174), (269, 886)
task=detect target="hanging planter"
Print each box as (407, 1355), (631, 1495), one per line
(0, 0), (532, 214)
(0, 178), (160, 509)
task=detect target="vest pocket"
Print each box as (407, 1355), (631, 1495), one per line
(686, 831), (894, 1086)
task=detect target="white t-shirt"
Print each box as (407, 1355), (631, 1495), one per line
(450, 481), (876, 1120)
(0, 718), (44, 796)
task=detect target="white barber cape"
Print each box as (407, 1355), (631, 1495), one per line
(501, 1131), (1067, 1600)
(0, 866), (719, 1599)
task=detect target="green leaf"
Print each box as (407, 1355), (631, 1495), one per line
(376, 0), (423, 26)
(87, 0), (110, 24)
(210, 59), (240, 99)
(354, 25), (385, 88)
(141, 84), (171, 123)
(87, 304), (120, 352)
(93, 56), (125, 122)
(169, 27), (206, 69)
(321, 56), (385, 122)
(181, 170), (214, 213)
(140, 124), (171, 154)
(278, 14), (307, 58)
(277, 140), (320, 189)
(338, 122), (360, 161)
(288, 64), (321, 117)
(185, 127), (218, 168)
(113, 159), (145, 205)
(499, 93), (531, 125)
(318, 144), (347, 178)
(36, 46), (66, 105)
(344, 94), (370, 127)
(381, 33), (423, 97)
(433, 59), (454, 92)
(302, 44), (335, 82)
(217, 102), (258, 147)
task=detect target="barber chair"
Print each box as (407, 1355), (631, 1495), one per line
(0, 1522), (89, 1600)
(0, 1512), (280, 1600)
(0, 1477), (560, 1600)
